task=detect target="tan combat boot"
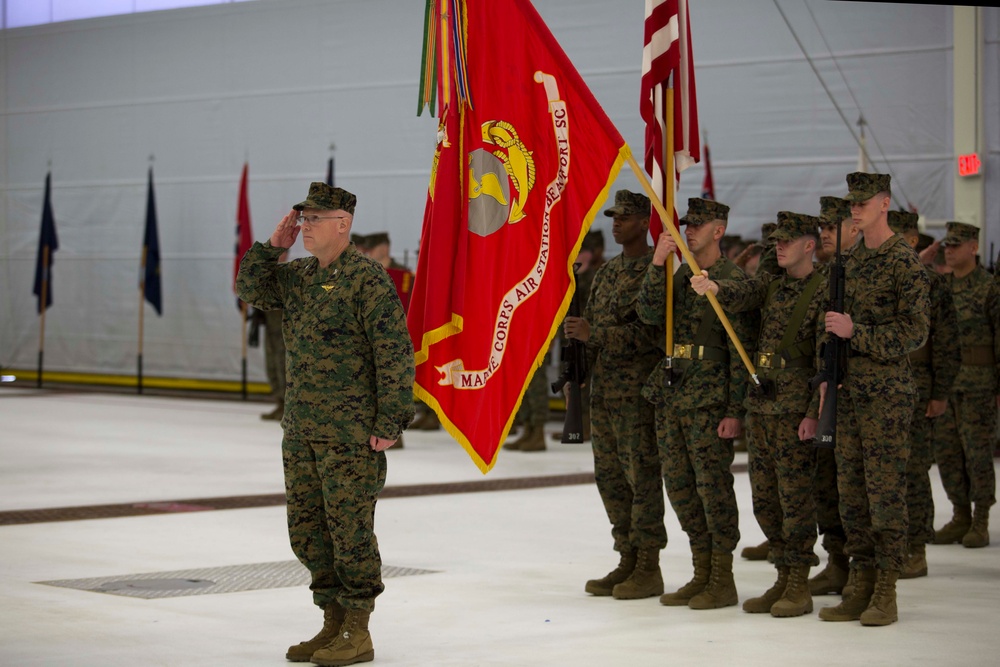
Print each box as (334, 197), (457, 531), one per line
(517, 425), (547, 452)
(285, 603), (344, 662)
(742, 566), (787, 613)
(900, 544), (927, 579)
(660, 552), (711, 606)
(859, 570), (899, 626)
(261, 400), (284, 421)
(688, 551), (738, 610)
(771, 565), (813, 617)
(809, 552), (849, 595)
(503, 425), (533, 450)
(962, 505), (991, 548)
(933, 504), (972, 544)
(612, 548), (664, 599)
(311, 609), (374, 666)
(818, 568), (875, 622)
(740, 540), (770, 561)
(585, 550), (636, 596)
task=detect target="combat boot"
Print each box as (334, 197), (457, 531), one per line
(688, 551), (738, 610)
(660, 552), (711, 606)
(612, 548), (663, 599)
(900, 544), (927, 579)
(517, 425), (547, 452)
(503, 425), (533, 450)
(285, 603), (345, 662)
(771, 565), (813, 617)
(261, 400), (284, 421)
(742, 566), (787, 613)
(585, 550), (636, 596)
(859, 570), (899, 626)
(962, 504), (990, 548)
(809, 552), (849, 595)
(311, 609), (374, 666)
(841, 567), (857, 600)
(740, 540), (770, 561)
(933, 504), (972, 544)
(818, 568), (875, 622)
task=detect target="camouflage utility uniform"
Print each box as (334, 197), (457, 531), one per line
(586, 247), (666, 577)
(714, 216), (826, 572)
(833, 234), (929, 574)
(936, 262), (999, 538)
(638, 256), (757, 565)
(237, 239), (415, 613)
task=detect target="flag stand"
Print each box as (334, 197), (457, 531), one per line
(37, 247), (49, 389)
(138, 246), (147, 394)
(625, 153), (759, 385)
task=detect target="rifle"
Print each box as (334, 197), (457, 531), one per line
(809, 220), (847, 449)
(552, 264), (588, 444)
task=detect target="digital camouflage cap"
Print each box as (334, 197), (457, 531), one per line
(942, 221), (980, 246)
(604, 190), (651, 217)
(760, 222), (777, 246)
(366, 232), (390, 247)
(680, 197), (729, 226)
(769, 211), (821, 242)
(819, 196), (852, 226)
(581, 229), (605, 251)
(887, 210), (919, 235)
(845, 172), (891, 202)
(293, 182), (357, 214)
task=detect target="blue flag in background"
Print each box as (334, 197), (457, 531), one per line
(143, 167), (163, 315)
(32, 172), (58, 314)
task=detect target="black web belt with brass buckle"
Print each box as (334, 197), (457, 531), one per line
(756, 351), (812, 371)
(672, 344), (728, 370)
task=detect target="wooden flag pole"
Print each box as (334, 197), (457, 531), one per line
(138, 246), (147, 395)
(37, 246), (49, 389)
(240, 301), (249, 400)
(664, 86), (675, 363)
(625, 153), (759, 385)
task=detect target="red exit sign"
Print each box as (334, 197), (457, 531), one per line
(958, 153), (981, 177)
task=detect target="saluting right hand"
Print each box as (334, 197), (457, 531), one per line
(652, 232), (678, 266)
(270, 209), (300, 249)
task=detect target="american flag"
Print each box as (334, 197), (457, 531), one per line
(640, 0), (700, 241)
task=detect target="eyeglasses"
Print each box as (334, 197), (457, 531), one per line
(297, 214), (350, 225)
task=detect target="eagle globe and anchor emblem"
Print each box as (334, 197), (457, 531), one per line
(468, 120), (536, 236)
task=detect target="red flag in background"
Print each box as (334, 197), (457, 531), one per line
(641, 0), (700, 241)
(701, 140), (715, 201)
(410, 0), (629, 472)
(233, 162), (253, 293)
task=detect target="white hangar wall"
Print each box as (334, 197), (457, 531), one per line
(1, 0), (996, 381)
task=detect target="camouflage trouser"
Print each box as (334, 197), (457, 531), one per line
(516, 363), (550, 429)
(835, 390), (912, 572)
(282, 436), (387, 611)
(746, 412), (819, 568)
(591, 394), (666, 553)
(263, 310), (286, 401)
(934, 392), (998, 508)
(656, 404), (740, 554)
(905, 396), (936, 546)
(812, 447), (845, 555)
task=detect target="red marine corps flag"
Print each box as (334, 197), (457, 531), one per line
(410, 0), (629, 472)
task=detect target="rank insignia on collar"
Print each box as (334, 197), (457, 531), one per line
(321, 285), (334, 291)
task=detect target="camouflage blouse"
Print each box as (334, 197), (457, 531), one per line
(840, 235), (929, 397)
(583, 249), (663, 399)
(946, 264), (1000, 395)
(236, 241), (415, 442)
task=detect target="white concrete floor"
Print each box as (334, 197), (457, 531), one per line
(1, 388), (998, 666)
